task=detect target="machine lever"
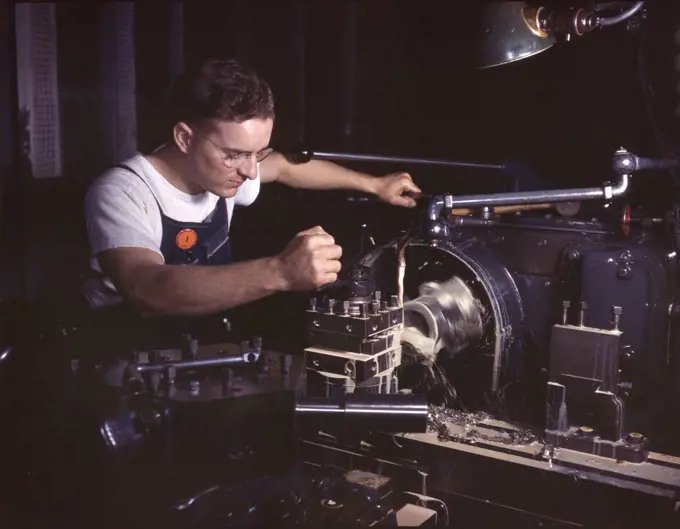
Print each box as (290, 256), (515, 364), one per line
(131, 351), (261, 375)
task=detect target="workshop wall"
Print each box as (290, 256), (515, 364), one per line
(1, 2), (680, 301)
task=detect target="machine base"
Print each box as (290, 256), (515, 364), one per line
(302, 409), (680, 528)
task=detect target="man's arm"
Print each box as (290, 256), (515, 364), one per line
(86, 180), (341, 317)
(98, 248), (288, 316)
(259, 152), (380, 192)
(259, 152), (421, 207)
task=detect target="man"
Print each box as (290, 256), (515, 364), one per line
(83, 58), (421, 317)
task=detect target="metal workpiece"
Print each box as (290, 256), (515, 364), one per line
(402, 277), (484, 360)
(295, 393), (429, 434)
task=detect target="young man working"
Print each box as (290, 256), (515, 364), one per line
(83, 58), (422, 317)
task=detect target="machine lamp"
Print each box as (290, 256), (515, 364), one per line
(477, 1), (645, 69)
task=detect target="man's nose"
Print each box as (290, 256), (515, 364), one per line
(238, 155), (258, 180)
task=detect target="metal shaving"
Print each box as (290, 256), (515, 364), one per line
(426, 405), (540, 447)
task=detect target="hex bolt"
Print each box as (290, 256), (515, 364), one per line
(611, 306), (622, 330)
(389, 295), (399, 308)
(342, 300), (350, 316)
(371, 301), (381, 315)
(190, 379), (201, 396)
(309, 298), (317, 312)
(374, 291), (382, 302)
(579, 301), (587, 327)
(359, 303), (367, 318)
(222, 317), (232, 333)
(561, 300), (571, 325)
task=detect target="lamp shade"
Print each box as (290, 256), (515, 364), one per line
(477, 2), (556, 69)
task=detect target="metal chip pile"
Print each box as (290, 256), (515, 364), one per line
(426, 405), (539, 446)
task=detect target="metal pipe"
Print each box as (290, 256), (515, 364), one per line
(598, 1), (644, 26)
(440, 173), (629, 209)
(301, 150), (505, 170)
(295, 393), (428, 434)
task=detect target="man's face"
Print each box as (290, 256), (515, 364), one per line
(184, 117), (274, 197)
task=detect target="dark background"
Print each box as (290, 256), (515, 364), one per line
(1, 1), (680, 301)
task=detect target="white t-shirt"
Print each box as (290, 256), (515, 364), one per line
(83, 153), (261, 307)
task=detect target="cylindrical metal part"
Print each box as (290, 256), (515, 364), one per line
(434, 173), (629, 209)
(402, 277), (484, 359)
(135, 354), (258, 374)
(561, 300), (570, 325)
(579, 301), (587, 327)
(295, 394), (428, 434)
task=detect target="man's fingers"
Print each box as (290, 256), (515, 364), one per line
(321, 259), (342, 274)
(319, 272), (339, 286)
(397, 196), (417, 208)
(317, 243), (343, 260)
(300, 225), (327, 236)
(402, 180), (422, 194)
(307, 233), (336, 248)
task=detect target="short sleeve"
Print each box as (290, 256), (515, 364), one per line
(84, 181), (163, 259)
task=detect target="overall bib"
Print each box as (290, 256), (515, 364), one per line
(76, 164), (236, 355)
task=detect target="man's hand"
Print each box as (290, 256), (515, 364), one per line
(375, 172), (422, 208)
(274, 226), (343, 291)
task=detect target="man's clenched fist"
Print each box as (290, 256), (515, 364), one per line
(275, 226), (343, 291)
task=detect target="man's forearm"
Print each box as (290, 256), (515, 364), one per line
(278, 159), (381, 194)
(128, 257), (287, 317)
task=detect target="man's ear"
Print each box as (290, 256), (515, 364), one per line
(172, 122), (193, 154)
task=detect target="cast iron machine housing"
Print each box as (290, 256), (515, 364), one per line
(317, 146), (679, 461)
(296, 146), (680, 527)
(298, 146), (680, 460)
